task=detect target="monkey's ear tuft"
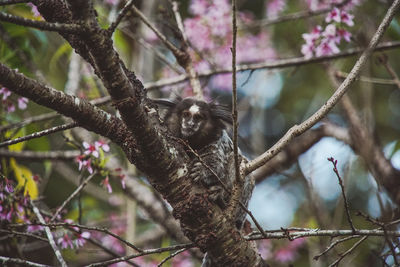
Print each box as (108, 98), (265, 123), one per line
(152, 98), (178, 109)
(210, 103), (232, 125)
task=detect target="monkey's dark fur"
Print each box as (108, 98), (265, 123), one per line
(155, 97), (255, 266)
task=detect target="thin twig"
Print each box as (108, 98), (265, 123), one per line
(108, 0), (135, 34)
(0, 149), (80, 160)
(86, 243), (195, 267)
(328, 236), (368, 267)
(378, 54), (400, 90)
(244, 0), (400, 175)
(10, 222), (143, 253)
(240, 0), (350, 30)
(335, 70), (398, 85)
(129, 4), (182, 58)
(328, 157), (356, 232)
(50, 171), (97, 222)
(0, 0), (30, 5)
(0, 229), (48, 242)
(0, 11), (83, 33)
(157, 248), (188, 267)
(314, 235), (360, 260)
(0, 122), (77, 148)
(0, 256), (51, 267)
(168, 0), (202, 98)
(231, 0), (240, 184)
(144, 40), (400, 90)
(30, 200), (68, 267)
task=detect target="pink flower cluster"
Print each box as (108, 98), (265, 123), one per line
(301, 5), (356, 58)
(76, 141), (126, 194)
(0, 87), (28, 113)
(0, 176), (45, 233)
(57, 220), (91, 249)
(76, 140), (110, 174)
(179, 0), (276, 91)
(266, 0), (287, 18)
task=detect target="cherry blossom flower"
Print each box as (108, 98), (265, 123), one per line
(267, 0), (287, 18)
(105, 0), (119, 5)
(95, 140), (110, 152)
(58, 233), (74, 249)
(325, 7), (341, 23)
(189, 0), (208, 15)
(17, 97), (28, 110)
(0, 87), (11, 100)
(101, 176), (112, 193)
(83, 142), (99, 158)
(75, 232), (91, 248)
(340, 10), (354, 26)
(27, 3), (41, 18)
(4, 178), (14, 193)
(76, 155), (94, 174)
(315, 39), (340, 57)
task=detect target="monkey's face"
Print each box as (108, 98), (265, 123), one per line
(180, 104), (206, 138)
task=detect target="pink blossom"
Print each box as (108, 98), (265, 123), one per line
(58, 233), (74, 249)
(315, 39), (340, 57)
(275, 247), (297, 263)
(118, 174), (126, 189)
(95, 140), (110, 152)
(302, 25), (322, 44)
(338, 28), (352, 42)
(101, 176), (112, 193)
(0, 87), (11, 100)
(105, 0), (119, 5)
(83, 142), (99, 158)
(189, 0), (208, 15)
(27, 3), (41, 17)
(267, 0), (287, 18)
(27, 224), (44, 232)
(5, 178), (14, 193)
(325, 7), (341, 23)
(76, 155), (93, 174)
(75, 231), (90, 247)
(17, 97), (28, 110)
(6, 102), (15, 113)
(340, 10), (354, 26)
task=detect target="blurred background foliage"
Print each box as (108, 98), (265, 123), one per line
(1, 0), (400, 266)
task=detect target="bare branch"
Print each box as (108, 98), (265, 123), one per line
(0, 149), (80, 160)
(244, 0), (400, 175)
(50, 171), (97, 222)
(157, 248), (189, 267)
(143, 41), (400, 90)
(0, 122), (77, 148)
(30, 200), (68, 267)
(108, 0), (135, 34)
(314, 235), (360, 260)
(0, 0), (29, 6)
(168, 0), (202, 98)
(240, 0), (350, 30)
(0, 11), (84, 33)
(0, 256), (51, 267)
(335, 70), (398, 85)
(328, 236), (368, 267)
(327, 158), (356, 232)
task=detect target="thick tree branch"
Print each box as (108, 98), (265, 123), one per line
(0, 63), (132, 149)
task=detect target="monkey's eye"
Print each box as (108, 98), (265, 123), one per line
(182, 111), (191, 119)
(193, 114), (204, 122)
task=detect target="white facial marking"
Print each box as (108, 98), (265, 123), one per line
(188, 104), (200, 115)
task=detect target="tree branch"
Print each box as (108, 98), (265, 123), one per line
(0, 11), (84, 33)
(244, 0), (400, 175)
